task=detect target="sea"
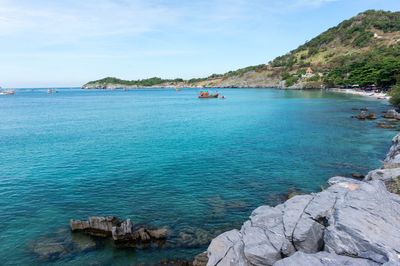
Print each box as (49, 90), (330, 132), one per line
(0, 88), (397, 265)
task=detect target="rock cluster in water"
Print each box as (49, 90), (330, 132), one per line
(204, 132), (400, 265)
(70, 216), (168, 247)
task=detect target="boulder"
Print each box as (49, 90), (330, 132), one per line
(356, 111), (376, 120)
(383, 109), (400, 119)
(70, 216), (119, 237)
(324, 180), (400, 264)
(207, 230), (248, 266)
(147, 228), (169, 239)
(193, 252), (208, 266)
(351, 172), (365, 179)
(384, 133), (400, 168)
(366, 112), (377, 120)
(206, 177), (400, 265)
(356, 110), (368, 120)
(111, 220), (167, 245)
(70, 216), (168, 247)
(273, 251), (379, 266)
(365, 168), (400, 194)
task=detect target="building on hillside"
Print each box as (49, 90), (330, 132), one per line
(302, 67), (315, 78)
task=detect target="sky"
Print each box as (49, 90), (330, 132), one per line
(0, 0), (399, 88)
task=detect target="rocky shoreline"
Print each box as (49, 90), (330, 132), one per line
(203, 130), (400, 265)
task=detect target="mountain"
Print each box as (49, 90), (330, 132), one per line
(83, 10), (400, 89)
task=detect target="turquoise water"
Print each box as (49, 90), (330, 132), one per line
(0, 88), (397, 265)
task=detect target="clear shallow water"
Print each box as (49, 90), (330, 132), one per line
(0, 88), (397, 265)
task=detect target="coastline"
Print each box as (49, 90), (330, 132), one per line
(328, 87), (390, 100)
(203, 119), (400, 265)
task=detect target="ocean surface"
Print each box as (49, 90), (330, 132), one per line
(0, 88), (397, 265)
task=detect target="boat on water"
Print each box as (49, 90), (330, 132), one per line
(198, 91), (219, 98)
(47, 88), (57, 94)
(0, 89), (15, 95)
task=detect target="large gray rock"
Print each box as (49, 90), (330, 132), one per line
(207, 230), (248, 266)
(273, 251), (379, 266)
(365, 168), (400, 194)
(206, 177), (400, 265)
(324, 180), (400, 264)
(384, 133), (400, 169)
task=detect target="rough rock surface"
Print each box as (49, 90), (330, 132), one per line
(357, 111), (377, 120)
(70, 216), (119, 236)
(382, 109), (400, 120)
(365, 168), (400, 194)
(193, 252), (209, 266)
(273, 251), (379, 266)
(70, 216), (167, 247)
(384, 133), (400, 169)
(206, 133), (400, 266)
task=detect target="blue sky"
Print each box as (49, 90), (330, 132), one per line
(0, 0), (399, 88)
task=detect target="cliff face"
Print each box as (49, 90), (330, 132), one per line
(83, 10), (400, 90)
(204, 132), (400, 266)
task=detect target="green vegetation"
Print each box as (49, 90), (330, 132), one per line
(324, 45), (400, 87)
(389, 84), (400, 106)
(269, 10), (400, 88)
(85, 77), (185, 87)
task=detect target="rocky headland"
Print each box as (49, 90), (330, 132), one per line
(202, 130), (400, 265)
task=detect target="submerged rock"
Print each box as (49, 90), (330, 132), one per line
(71, 233), (97, 252)
(30, 240), (69, 260)
(377, 122), (395, 129)
(30, 229), (97, 261)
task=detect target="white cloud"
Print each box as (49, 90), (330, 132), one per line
(0, 0), (182, 39)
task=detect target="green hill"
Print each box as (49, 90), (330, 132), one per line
(83, 10), (400, 89)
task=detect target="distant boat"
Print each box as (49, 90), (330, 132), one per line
(47, 88), (57, 94)
(0, 89), (15, 95)
(198, 91), (219, 99)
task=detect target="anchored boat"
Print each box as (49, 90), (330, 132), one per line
(198, 91), (219, 99)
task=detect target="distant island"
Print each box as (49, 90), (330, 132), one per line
(83, 10), (400, 91)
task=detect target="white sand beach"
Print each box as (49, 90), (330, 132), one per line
(329, 88), (390, 100)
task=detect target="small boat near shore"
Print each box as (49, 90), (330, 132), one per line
(198, 91), (219, 98)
